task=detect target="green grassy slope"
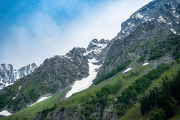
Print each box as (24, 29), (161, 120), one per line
(2, 88), (70, 120)
(119, 102), (141, 120)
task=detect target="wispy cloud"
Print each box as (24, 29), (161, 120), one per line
(0, 0), (152, 69)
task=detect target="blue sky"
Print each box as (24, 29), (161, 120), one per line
(0, 0), (152, 69)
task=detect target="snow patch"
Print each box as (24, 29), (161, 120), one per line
(122, 68), (132, 74)
(5, 83), (13, 87)
(156, 16), (166, 23)
(65, 58), (101, 98)
(170, 29), (177, 34)
(144, 16), (154, 22)
(83, 43), (107, 56)
(0, 110), (11, 116)
(12, 93), (19, 100)
(168, 22), (172, 25)
(134, 13), (143, 19)
(142, 63), (149, 66)
(30, 96), (51, 106)
(83, 50), (92, 56)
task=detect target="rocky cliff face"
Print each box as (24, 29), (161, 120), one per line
(97, 0), (180, 77)
(36, 103), (119, 120)
(0, 63), (37, 89)
(85, 39), (110, 64)
(13, 63), (37, 80)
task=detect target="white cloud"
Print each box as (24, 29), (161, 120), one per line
(1, 0), (152, 69)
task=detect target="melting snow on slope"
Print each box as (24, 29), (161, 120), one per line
(170, 29), (177, 34)
(0, 110), (11, 116)
(133, 13), (143, 19)
(122, 68), (132, 74)
(83, 44), (107, 56)
(157, 16), (166, 23)
(5, 83), (13, 87)
(142, 63), (149, 66)
(65, 58), (101, 98)
(30, 96), (51, 106)
(83, 50), (92, 56)
(12, 93), (19, 100)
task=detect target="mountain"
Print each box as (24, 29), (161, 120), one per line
(1, 0), (180, 119)
(96, 0), (180, 79)
(0, 39), (110, 113)
(0, 63), (37, 90)
(32, 0), (180, 119)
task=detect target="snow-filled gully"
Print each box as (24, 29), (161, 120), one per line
(65, 58), (101, 98)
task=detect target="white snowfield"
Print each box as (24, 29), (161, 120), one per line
(30, 96), (51, 106)
(142, 62), (149, 66)
(65, 58), (101, 98)
(122, 68), (132, 74)
(0, 110), (11, 116)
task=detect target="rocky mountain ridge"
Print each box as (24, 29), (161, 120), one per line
(0, 63), (37, 89)
(96, 0), (180, 78)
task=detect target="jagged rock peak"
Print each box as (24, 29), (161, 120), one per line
(87, 39), (109, 51)
(0, 63), (37, 89)
(99, 39), (109, 44)
(14, 63), (37, 79)
(66, 47), (87, 57)
(1, 64), (14, 72)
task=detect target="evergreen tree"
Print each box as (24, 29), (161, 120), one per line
(165, 75), (168, 80)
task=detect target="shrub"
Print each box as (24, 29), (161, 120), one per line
(138, 55), (145, 62)
(61, 106), (65, 111)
